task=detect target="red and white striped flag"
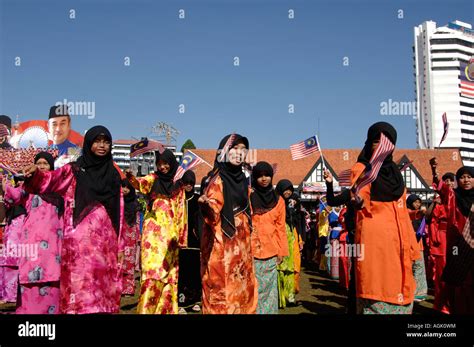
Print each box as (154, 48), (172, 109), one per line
(217, 133), (236, 163)
(337, 169), (352, 187)
(354, 133), (395, 193)
(438, 112), (449, 147)
(290, 136), (319, 160)
(173, 150), (205, 183)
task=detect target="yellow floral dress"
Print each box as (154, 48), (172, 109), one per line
(133, 174), (187, 314)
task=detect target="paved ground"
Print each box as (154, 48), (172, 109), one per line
(0, 266), (435, 314)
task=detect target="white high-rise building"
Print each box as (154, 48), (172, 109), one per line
(414, 20), (474, 166)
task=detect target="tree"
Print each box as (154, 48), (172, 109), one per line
(180, 139), (196, 153)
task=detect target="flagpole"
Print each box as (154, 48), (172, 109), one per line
(315, 135), (326, 170)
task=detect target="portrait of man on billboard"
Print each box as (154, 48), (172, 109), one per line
(48, 104), (81, 168)
(48, 105), (78, 155)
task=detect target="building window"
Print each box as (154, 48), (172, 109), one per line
(316, 162), (323, 182)
(403, 167), (412, 188)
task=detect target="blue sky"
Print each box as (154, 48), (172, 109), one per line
(0, 0), (472, 149)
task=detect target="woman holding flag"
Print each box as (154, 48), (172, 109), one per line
(126, 149), (187, 314)
(351, 122), (419, 314)
(199, 134), (257, 314)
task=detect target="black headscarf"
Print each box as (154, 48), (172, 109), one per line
(406, 194), (421, 211)
(208, 134), (251, 238)
(357, 122), (405, 202)
(150, 149), (181, 198)
(442, 172), (455, 182)
(122, 179), (138, 227)
(72, 126), (121, 234)
(182, 170), (196, 199)
(407, 194), (422, 232)
(454, 166), (474, 218)
(251, 161), (278, 215)
(276, 179), (295, 227)
(34, 152), (65, 217)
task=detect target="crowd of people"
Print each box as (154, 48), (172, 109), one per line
(0, 119), (472, 315)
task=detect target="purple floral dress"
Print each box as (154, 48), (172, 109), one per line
(24, 163), (125, 314)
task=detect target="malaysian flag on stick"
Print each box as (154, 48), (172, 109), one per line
(217, 133), (236, 163)
(173, 150), (206, 183)
(353, 133), (395, 194)
(290, 135), (319, 160)
(337, 169), (352, 187)
(130, 138), (165, 158)
(438, 112), (449, 147)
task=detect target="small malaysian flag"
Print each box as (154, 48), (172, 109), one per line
(130, 139), (165, 158)
(354, 133), (395, 194)
(438, 112), (449, 147)
(290, 136), (319, 160)
(218, 133), (236, 163)
(173, 150), (205, 183)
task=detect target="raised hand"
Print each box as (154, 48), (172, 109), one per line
(323, 169), (333, 183)
(22, 164), (37, 178)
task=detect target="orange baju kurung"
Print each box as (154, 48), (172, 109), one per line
(351, 163), (420, 312)
(200, 175), (257, 314)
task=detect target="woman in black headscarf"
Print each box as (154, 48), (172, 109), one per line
(126, 148), (187, 314)
(351, 122), (419, 314)
(406, 194), (429, 302)
(177, 170), (202, 312)
(120, 179), (140, 296)
(199, 134), (257, 314)
(275, 179), (301, 308)
(431, 160), (473, 314)
(22, 126), (124, 314)
(250, 162), (288, 314)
